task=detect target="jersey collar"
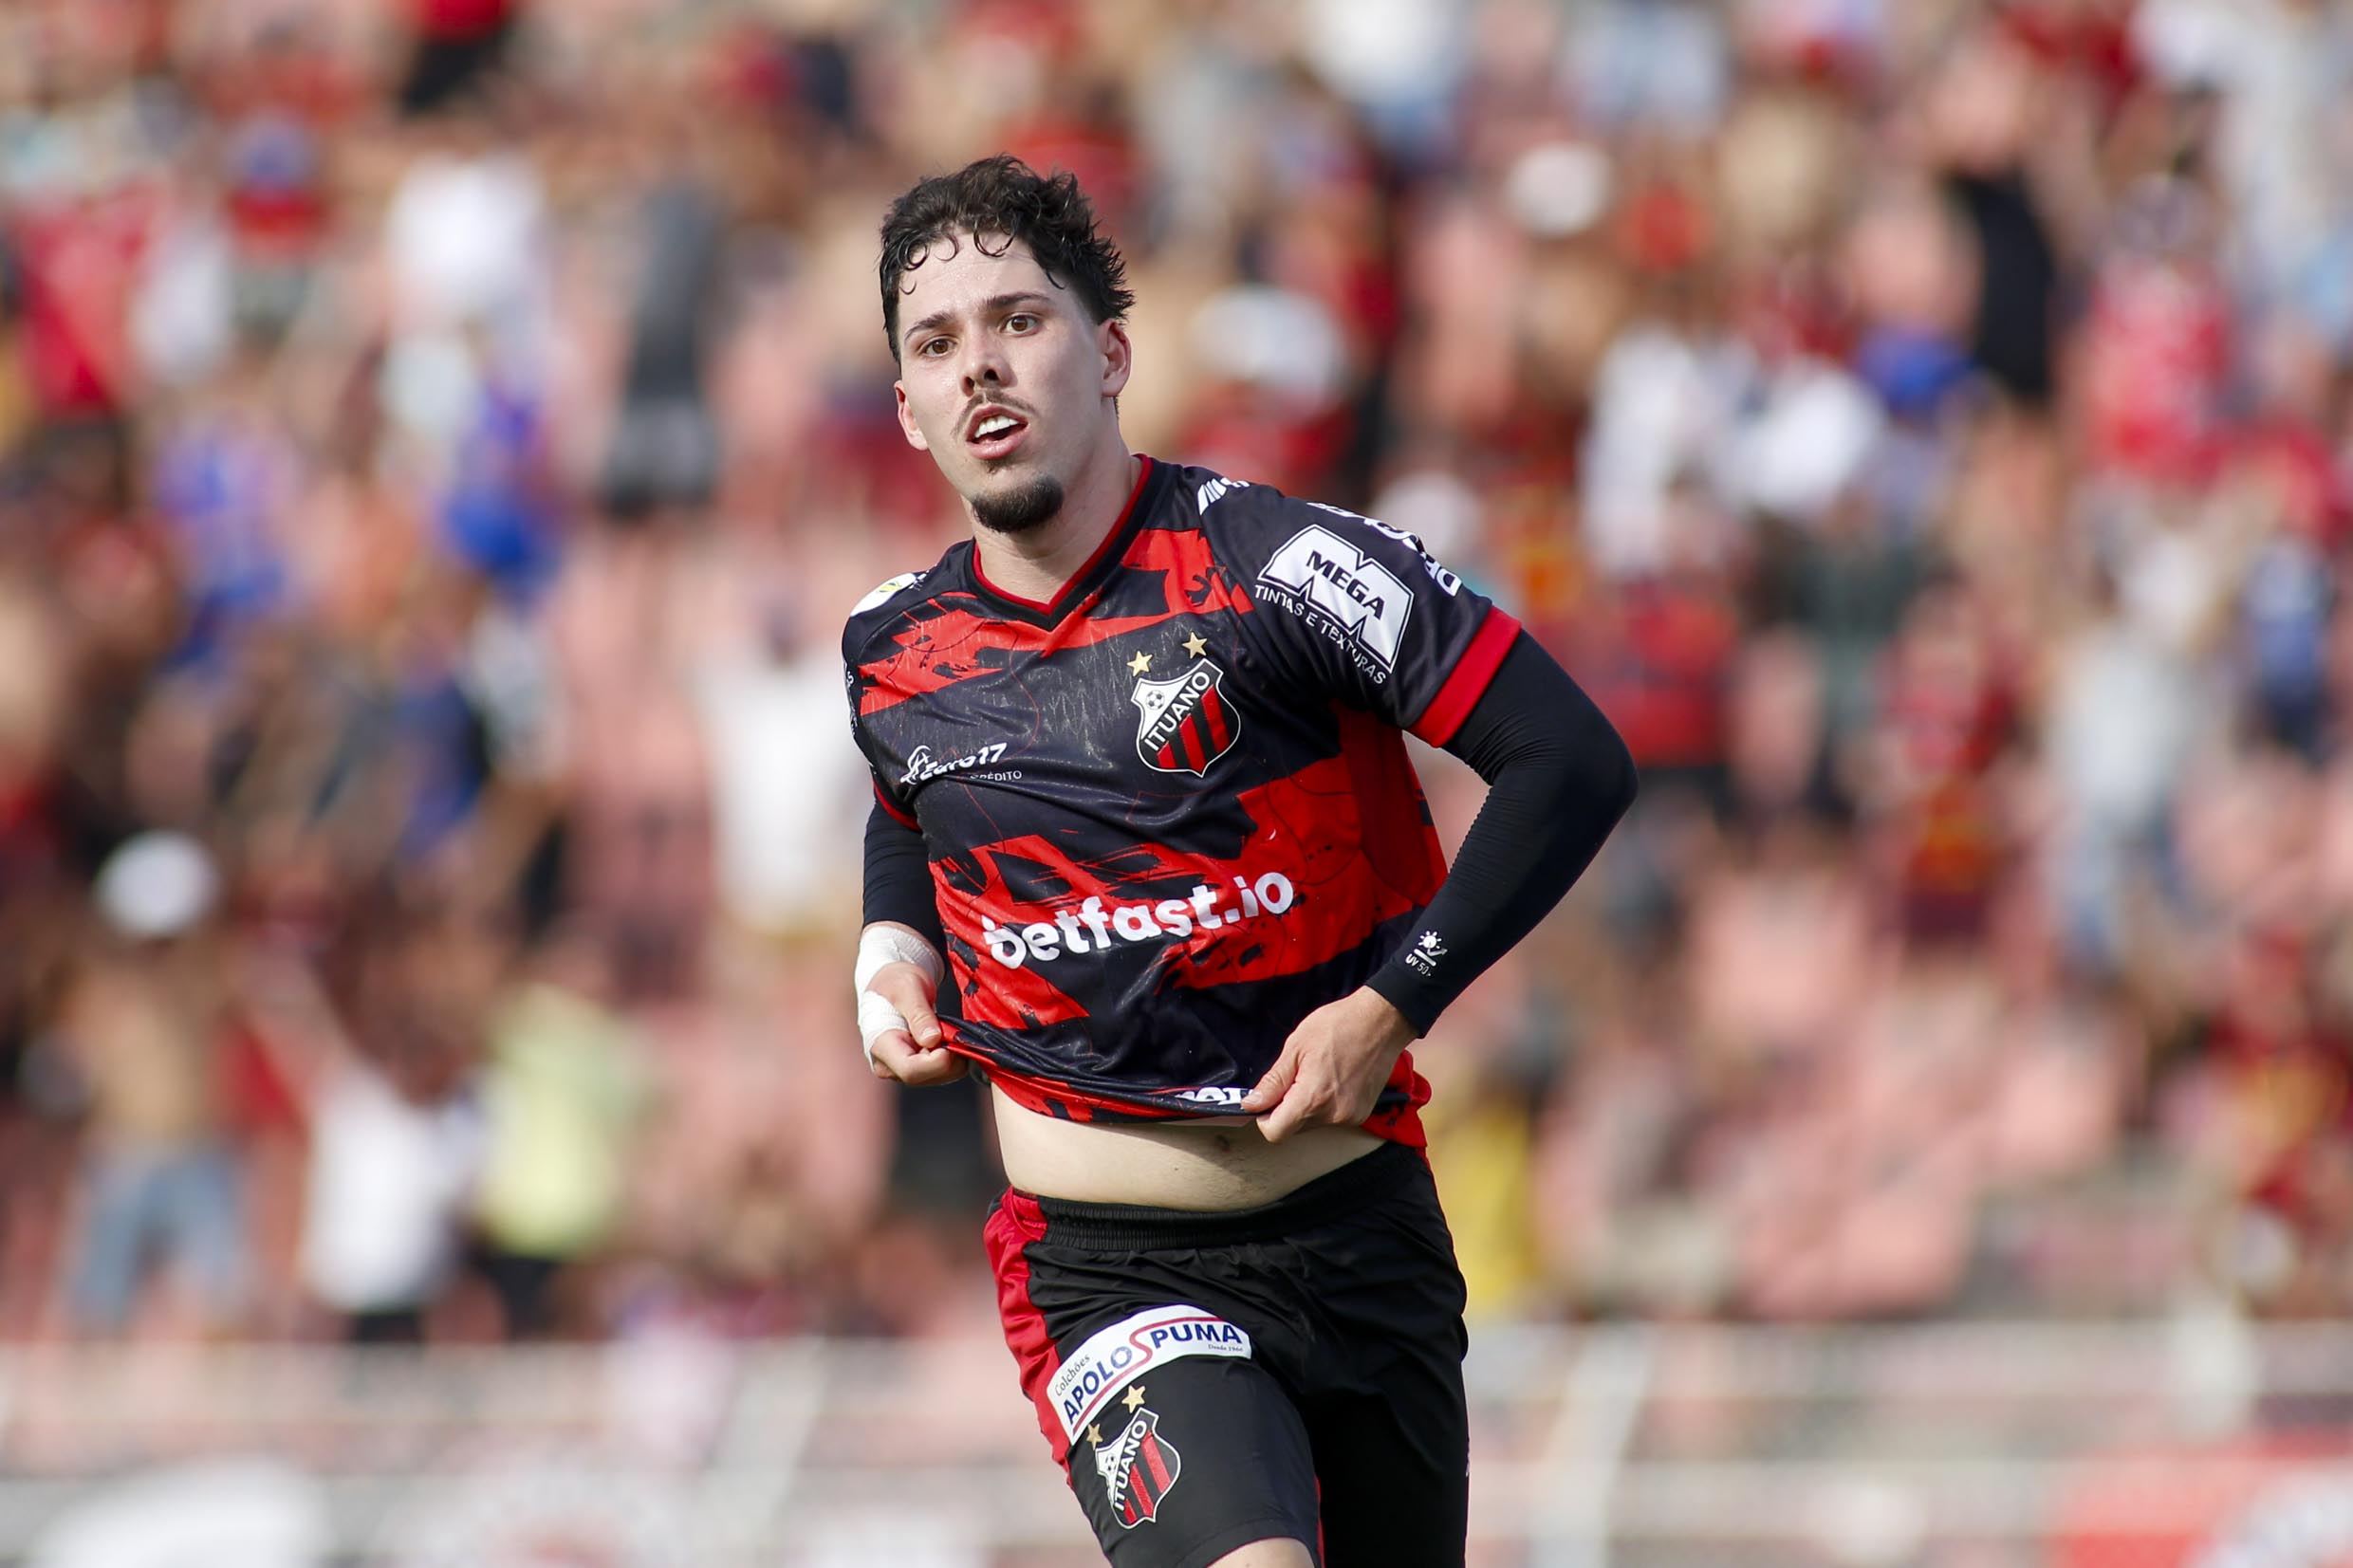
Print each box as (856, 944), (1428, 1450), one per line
(967, 455), (1161, 626)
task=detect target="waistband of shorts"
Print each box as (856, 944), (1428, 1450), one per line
(1017, 1139), (1426, 1251)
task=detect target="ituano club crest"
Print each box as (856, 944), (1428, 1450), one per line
(1094, 1401), (1184, 1527)
(1132, 656), (1240, 776)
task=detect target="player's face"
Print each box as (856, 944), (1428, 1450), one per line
(892, 231), (1131, 533)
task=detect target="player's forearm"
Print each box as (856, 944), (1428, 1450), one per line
(1366, 635), (1637, 1034)
(862, 799), (947, 954)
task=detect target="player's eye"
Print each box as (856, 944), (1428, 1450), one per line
(1004, 313), (1038, 333)
(917, 336), (953, 358)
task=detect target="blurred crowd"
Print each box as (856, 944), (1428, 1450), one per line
(0, 0), (2350, 1347)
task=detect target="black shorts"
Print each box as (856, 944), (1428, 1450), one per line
(983, 1140), (1470, 1568)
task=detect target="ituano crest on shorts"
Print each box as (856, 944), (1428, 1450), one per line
(1095, 1407), (1183, 1527)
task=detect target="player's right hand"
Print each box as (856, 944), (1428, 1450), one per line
(862, 962), (968, 1085)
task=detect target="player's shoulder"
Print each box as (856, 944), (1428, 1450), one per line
(1158, 461), (1288, 534)
(1158, 462), (1343, 558)
(1170, 462), (1460, 586)
(841, 542), (971, 665)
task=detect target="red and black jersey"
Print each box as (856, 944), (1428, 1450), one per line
(843, 456), (1520, 1148)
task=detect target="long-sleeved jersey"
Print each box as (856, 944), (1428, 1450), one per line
(843, 456), (1520, 1147)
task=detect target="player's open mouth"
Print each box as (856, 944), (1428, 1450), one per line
(966, 410), (1029, 460)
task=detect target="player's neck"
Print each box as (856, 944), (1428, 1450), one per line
(969, 445), (1140, 605)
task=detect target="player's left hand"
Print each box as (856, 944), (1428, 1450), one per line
(1241, 987), (1419, 1143)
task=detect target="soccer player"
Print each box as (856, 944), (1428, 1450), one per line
(844, 157), (1635, 1568)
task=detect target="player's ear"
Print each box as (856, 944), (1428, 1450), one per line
(894, 379), (930, 452)
(1099, 319), (1132, 399)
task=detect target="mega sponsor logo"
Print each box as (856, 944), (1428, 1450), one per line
(977, 875), (1296, 968)
(1047, 1304), (1252, 1442)
(1256, 525), (1415, 677)
(1306, 502), (1463, 596)
(1132, 658), (1241, 776)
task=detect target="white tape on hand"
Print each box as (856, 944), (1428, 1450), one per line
(857, 988), (911, 1072)
(854, 925), (944, 994)
(854, 926), (943, 1071)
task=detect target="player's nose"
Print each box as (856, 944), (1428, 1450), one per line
(958, 335), (1011, 394)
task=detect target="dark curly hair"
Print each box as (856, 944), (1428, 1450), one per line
(878, 156), (1135, 364)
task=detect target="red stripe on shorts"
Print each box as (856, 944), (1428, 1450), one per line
(983, 1191), (1071, 1467)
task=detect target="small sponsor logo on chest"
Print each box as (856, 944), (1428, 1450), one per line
(900, 741), (1019, 786)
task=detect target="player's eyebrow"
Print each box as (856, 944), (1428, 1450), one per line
(901, 292), (1056, 349)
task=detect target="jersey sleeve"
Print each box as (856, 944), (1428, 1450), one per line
(1220, 490), (1521, 745)
(842, 584), (923, 829)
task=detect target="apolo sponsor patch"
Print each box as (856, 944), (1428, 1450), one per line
(1047, 1304), (1252, 1442)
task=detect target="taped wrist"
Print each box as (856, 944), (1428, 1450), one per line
(854, 925), (943, 1070)
(854, 924), (944, 994)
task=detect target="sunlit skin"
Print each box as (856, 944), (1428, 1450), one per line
(889, 231), (1139, 600)
(867, 231), (1417, 1161)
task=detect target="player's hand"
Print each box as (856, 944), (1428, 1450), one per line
(1240, 987), (1418, 1143)
(863, 962), (968, 1085)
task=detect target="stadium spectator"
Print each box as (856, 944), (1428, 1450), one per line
(0, 0), (2348, 1344)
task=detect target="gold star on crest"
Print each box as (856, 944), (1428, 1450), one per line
(1087, 1424), (1104, 1447)
(1127, 652), (1152, 675)
(1182, 632), (1209, 658)
(1121, 1384), (1148, 1413)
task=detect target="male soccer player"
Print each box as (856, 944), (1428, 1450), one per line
(844, 157), (1635, 1568)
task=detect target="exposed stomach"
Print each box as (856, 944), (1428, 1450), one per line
(990, 1081), (1382, 1209)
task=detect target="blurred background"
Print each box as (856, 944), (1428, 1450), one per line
(1, 0), (2352, 1561)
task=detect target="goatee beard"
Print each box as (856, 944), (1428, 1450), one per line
(970, 475), (1065, 535)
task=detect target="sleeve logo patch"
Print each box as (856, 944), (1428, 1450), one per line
(1195, 475), (1250, 513)
(1046, 1304), (1252, 1443)
(1254, 525), (1414, 678)
(852, 571), (925, 615)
